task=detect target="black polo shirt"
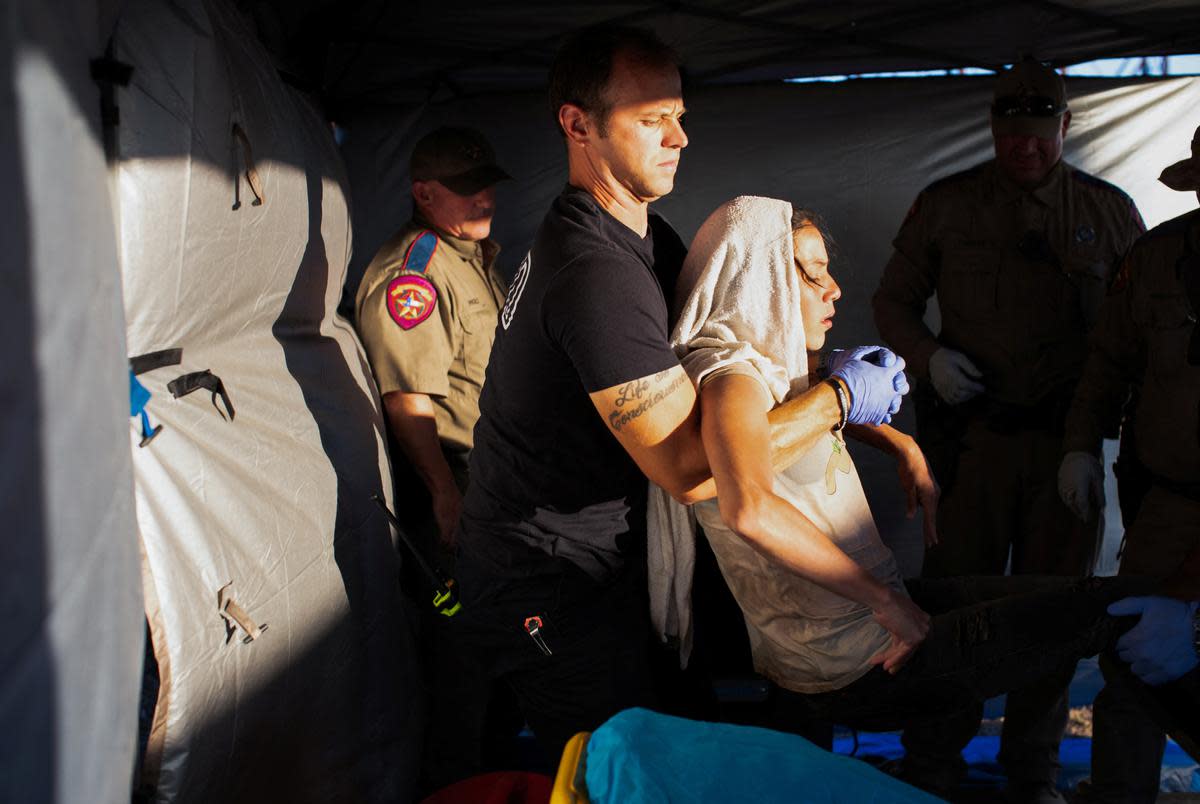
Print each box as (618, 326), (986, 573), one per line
(459, 186), (686, 596)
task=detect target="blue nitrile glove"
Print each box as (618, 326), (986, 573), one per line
(828, 346), (910, 426)
(1108, 596), (1200, 686)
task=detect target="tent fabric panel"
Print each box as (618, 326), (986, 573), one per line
(288, 1), (1200, 106)
(0, 1), (143, 803)
(113, 0), (419, 801)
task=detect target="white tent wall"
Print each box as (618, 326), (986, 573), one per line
(111, 0), (420, 801)
(341, 74), (1200, 576)
(0, 1), (143, 803)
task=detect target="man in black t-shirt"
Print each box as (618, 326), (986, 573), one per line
(451, 25), (916, 761)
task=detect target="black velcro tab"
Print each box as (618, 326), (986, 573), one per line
(167, 370), (236, 421)
(89, 55), (133, 87)
(129, 348), (183, 376)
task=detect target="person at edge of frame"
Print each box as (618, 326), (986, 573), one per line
(1063, 123), (1200, 804)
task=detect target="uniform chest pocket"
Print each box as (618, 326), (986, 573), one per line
(458, 304), (500, 379)
(1146, 291), (1197, 383)
(1063, 258), (1110, 328)
(939, 247), (1000, 319)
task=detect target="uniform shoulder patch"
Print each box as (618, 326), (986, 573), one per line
(401, 229), (440, 275)
(386, 274), (438, 330)
(1070, 169), (1126, 196)
(1071, 169), (1138, 207)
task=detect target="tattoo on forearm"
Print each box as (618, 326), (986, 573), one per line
(609, 370), (687, 431)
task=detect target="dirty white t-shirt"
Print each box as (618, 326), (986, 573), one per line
(694, 433), (907, 694)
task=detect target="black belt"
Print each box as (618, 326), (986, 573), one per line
(967, 393), (1074, 436)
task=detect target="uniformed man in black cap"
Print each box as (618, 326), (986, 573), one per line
(1063, 123), (1200, 804)
(873, 59), (1146, 803)
(355, 126), (511, 791)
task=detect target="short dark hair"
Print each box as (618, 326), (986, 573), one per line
(790, 207), (838, 285)
(548, 24), (678, 137)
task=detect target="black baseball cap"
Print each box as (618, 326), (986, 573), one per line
(410, 126), (512, 196)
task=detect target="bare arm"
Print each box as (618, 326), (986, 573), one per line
(590, 367), (843, 504)
(382, 391), (461, 546)
(699, 374), (930, 670)
(846, 423), (940, 546)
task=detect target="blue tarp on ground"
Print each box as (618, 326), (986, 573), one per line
(834, 732), (1199, 793)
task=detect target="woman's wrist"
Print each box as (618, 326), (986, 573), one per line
(866, 580), (897, 612)
(824, 378), (849, 432)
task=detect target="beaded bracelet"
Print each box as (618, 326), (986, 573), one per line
(825, 378), (849, 432)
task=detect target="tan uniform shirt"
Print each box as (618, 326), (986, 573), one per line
(355, 219), (506, 453)
(1064, 209), (1200, 485)
(874, 160), (1145, 408)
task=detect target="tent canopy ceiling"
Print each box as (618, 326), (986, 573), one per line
(236, 0), (1200, 109)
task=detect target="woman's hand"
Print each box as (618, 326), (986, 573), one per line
(896, 438), (940, 547)
(869, 590), (932, 674)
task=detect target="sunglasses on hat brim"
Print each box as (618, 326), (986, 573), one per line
(991, 95), (1067, 119)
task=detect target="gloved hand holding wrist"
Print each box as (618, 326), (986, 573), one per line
(1108, 596), (1200, 686)
(928, 347), (985, 405)
(1058, 451), (1105, 522)
(829, 346), (910, 426)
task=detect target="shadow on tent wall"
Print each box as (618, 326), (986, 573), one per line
(0, 33), (55, 804)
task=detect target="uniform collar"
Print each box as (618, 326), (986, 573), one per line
(992, 159), (1066, 208)
(411, 213), (499, 266)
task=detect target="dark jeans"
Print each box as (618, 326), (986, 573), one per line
(773, 576), (1151, 780)
(446, 563), (658, 766)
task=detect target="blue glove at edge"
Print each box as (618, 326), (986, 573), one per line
(1108, 596), (1199, 686)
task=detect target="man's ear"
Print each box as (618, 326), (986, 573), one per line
(558, 103), (591, 145)
(1061, 110), (1072, 138)
(411, 179), (434, 208)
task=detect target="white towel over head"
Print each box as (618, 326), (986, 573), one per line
(649, 195), (813, 665)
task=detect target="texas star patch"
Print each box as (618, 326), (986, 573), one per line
(387, 274), (438, 330)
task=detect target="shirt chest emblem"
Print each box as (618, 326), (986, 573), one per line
(1075, 224), (1096, 244)
(386, 274), (438, 330)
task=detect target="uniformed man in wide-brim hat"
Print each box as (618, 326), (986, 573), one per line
(1065, 122), (1200, 804)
